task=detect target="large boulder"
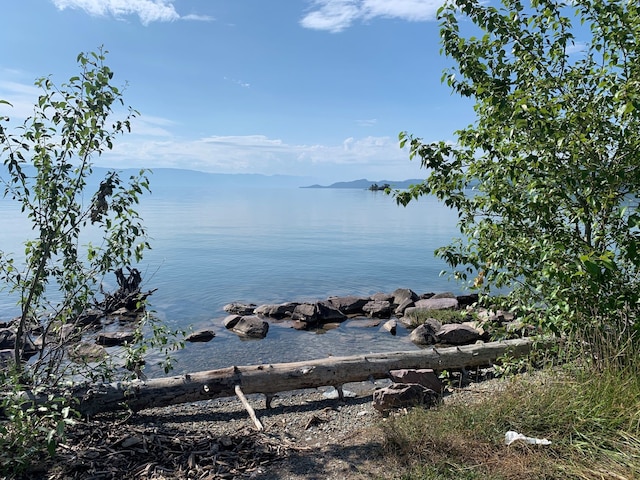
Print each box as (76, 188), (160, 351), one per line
(291, 302), (346, 325)
(372, 383), (439, 412)
(185, 329), (216, 342)
(381, 319), (397, 335)
(223, 315), (242, 329)
(326, 296), (369, 315)
(414, 297), (459, 310)
(254, 303), (298, 319)
(392, 288), (419, 306)
(362, 300), (392, 319)
(409, 322), (439, 346)
(370, 292), (393, 303)
(436, 323), (481, 345)
(394, 297), (416, 316)
(232, 316), (269, 339)
(389, 369), (443, 394)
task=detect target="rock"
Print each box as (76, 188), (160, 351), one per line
(456, 294), (479, 307)
(436, 323), (481, 345)
(96, 331), (135, 347)
(290, 320), (310, 331)
(431, 292), (456, 299)
(413, 297), (459, 310)
(326, 296), (369, 315)
(254, 303), (298, 319)
(0, 328), (38, 358)
(389, 369), (443, 393)
(231, 316), (269, 339)
(349, 319), (382, 328)
(291, 303), (319, 324)
(185, 329), (216, 342)
(223, 315), (242, 329)
(291, 302), (346, 325)
(392, 288), (419, 306)
(381, 319), (397, 335)
(370, 292), (393, 303)
(409, 322), (438, 345)
(0, 349), (14, 368)
(77, 309), (103, 326)
(0, 328), (16, 349)
(223, 303), (257, 316)
(372, 383), (439, 412)
(362, 300), (391, 318)
(69, 342), (108, 363)
(111, 307), (138, 319)
(394, 297), (415, 316)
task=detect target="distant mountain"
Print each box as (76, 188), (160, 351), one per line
(302, 178), (424, 189)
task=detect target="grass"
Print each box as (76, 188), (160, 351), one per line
(403, 308), (473, 328)
(378, 329), (640, 479)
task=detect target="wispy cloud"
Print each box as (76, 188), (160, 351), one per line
(223, 77), (251, 89)
(356, 118), (377, 127)
(50, 0), (214, 25)
(301, 0), (442, 33)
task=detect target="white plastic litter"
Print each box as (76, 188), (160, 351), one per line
(505, 430), (552, 446)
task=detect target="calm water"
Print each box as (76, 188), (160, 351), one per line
(1, 184), (464, 376)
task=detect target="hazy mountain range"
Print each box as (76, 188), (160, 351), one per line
(301, 178), (424, 189)
(3, 166), (422, 191)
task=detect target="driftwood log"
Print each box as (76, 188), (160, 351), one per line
(74, 337), (548, 416)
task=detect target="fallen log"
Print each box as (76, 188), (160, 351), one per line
(74, 337), (550, 416)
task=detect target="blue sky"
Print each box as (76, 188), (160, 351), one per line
(0, 0), (476, 184)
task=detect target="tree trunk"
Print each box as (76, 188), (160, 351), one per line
(73, 337), (546, 416)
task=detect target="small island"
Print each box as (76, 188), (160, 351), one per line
(368, 182), (390, 191)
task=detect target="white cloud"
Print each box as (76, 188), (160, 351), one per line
(104, 133), (423, 182)
(356, 118), (377, 127)
(0, 80), (42, 120)
(50, 0), (213, 25)
(301, 0), (442, 32)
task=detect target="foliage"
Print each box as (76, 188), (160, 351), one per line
(394, 0), (640, 335)
(0, 49), (182, 475)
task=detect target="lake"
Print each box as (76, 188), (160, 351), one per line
(0, 180), (466, 376)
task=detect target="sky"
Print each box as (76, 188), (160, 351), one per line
(0, 0), (476, 184)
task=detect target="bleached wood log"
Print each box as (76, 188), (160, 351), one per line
(234, 385), (263, 431)
(73, 337), (549, 416)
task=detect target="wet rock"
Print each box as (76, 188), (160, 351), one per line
(96, 331), (135, 347)
(291, 302), (346, 325)
(381, 319), (397, 335)
(223, 315), (242, 329)
(372, 383), (439, 412)
(254, 303), (298, 319)
(326, 296), (369, 315)
(223, 303), (257, 316)
(185, 329), (216, 342)
(231, 316), (269, 339)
